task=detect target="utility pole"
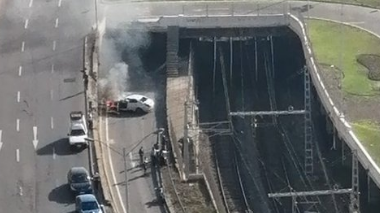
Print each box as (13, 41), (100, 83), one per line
(123, 148), (129, 213)
(94, 0), (99, 31)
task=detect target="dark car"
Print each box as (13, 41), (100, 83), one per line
(67, 167), (93, 195)
(75, 194), (103, 213)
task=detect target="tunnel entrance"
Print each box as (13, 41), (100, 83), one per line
(175, 27), (380, 213)
(118, 25), (380, 212)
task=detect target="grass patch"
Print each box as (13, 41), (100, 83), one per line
(307, 19), (380, 96)
(352, 121), (380, 164)
(299, 0), (380, 9)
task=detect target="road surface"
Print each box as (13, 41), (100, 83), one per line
(96, 0), (380, 212)
(0, 0), (95, 212)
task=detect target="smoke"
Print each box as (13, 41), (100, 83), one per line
(98, 4), (152, 101)
(99, 62), (129, 100)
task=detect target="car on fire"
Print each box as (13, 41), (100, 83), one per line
(103, 94), (154, 114)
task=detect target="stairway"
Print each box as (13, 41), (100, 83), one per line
(166, 26), (179, 77)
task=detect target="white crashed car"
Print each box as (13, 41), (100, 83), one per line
(117, 94), (155, 113)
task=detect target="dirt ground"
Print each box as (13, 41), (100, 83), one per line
(318, 60), (380, 123)
(161, 166), (215, 213)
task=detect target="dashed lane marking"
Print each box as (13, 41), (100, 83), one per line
(17, 91), (20, 103)
(21, 41), (25, 52)
(29, 0), (33, 7)
(18, 66), (22, 76)
(50, 89), (53, 100)
(53, 146), (56, 160)
(129, 152), (136, 168)
(55, 18), (59, 28)
(33, 126), (38, 150)
(51, 117), (54, 129)
(58, 0), (62, 7)
(52, 40), (56, 51)
(16, 119), (20, 132)
(0, 130), (3, 152)
(24, 19), (29, 29)
(51, 64), (55, 73)
(16, 149), (20, 162)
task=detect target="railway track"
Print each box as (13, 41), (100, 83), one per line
(214, 137), (251, 213)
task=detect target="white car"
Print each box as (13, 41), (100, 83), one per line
(68, 111), (88, 149)
(117, 94), (155, 113)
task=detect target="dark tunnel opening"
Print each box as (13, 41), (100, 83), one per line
(115, 27), (380, 212)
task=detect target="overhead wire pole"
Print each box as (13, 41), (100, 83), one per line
(122, 148), (129, 213)
(94, 0), (99, 31)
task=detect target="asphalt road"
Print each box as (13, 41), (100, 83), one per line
(96, 0), (380, 212)
(0, 0), (95, 212)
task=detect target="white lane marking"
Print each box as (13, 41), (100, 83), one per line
(24, 19), (29, 29)
(21, 41), (25, 52)
(0, 130), (3, 152)
(33, 126), (38, 150)
(16, 149), (20, 162)
(52, 146), (56, 160)
(52, 40), (56, 51)
(51, 117), (54, 129)
(17, 91), (20, 103)
(19, 186), (23, 196)
(51, 64), (55, 73)
(105, 116), (126, 213)
(129, 152), (136, 168)
(29, 0), (33, 7)
(18, 66), (22, 76)
(16, 119), (20, 132)
(55, 18), (59, 28)
(55, 179), (59, 188)
(50, 89), (53, 100)
(58, 0), (62, 7)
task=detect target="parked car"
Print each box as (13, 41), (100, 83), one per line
(75, 194), (103, 213)
(67, 167), (93, 195)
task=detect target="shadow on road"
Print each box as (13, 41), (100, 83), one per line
(59, 91), (84, 101)
(145, 199), (161, 208)
(36, 138), (85, 156)
(48, 184), (75, 204)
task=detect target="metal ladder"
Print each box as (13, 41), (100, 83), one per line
(166, 26), (179, 77)
(304, 67), (313, 175)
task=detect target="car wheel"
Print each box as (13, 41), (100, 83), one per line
(136, 108), (144, 114)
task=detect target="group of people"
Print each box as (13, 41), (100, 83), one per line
(138, 132), (169, 174)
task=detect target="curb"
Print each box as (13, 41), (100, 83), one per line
(86, 30), (115, 212)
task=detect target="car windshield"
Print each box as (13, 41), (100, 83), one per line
(72, 173), (89, 183)
(140, 97), (147, 102)
(82, 201), (99, 211)
(71, 129), (85, 136)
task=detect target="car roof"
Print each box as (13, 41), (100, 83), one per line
(125, 94), (144, 100)
(70, 167), (89, 175)
(77, 194), (97, 202)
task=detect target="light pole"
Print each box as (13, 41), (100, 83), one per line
(94, 0), (99, 31)
(85, 127), (165, 212)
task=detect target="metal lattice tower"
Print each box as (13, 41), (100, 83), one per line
(350, 151), (360, 213)
(304, 67), (313, 175)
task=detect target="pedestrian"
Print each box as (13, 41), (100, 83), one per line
(139, 147), (144, 165)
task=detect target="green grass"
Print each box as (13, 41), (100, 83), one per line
(352, 121), (380, 164)
(300, 0), (380, 9)
(307, 19), (380, 95)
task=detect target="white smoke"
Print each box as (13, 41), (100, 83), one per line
(99, 62), (129, 100)
(97, 4), (152, 101)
